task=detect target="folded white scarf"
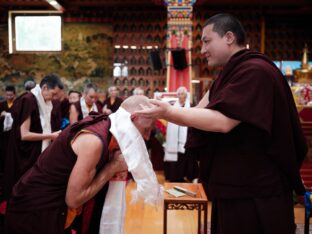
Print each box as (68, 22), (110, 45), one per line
(100, 181), (126, 234)
(31, 85), (52, 152)
(164, 99), (190, 162)
(80, 97), (98, 118)
(100, 107), (163, 234)
(1, 111), (13, 132)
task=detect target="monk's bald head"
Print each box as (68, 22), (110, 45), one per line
(121, 95), (152, 114)
(121, 95), (155, 140)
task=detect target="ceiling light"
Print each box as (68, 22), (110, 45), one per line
(45, 0), (64, 11)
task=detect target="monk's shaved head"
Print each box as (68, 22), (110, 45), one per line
(121, 95), (153, 113)
(121, 96), (155, 140)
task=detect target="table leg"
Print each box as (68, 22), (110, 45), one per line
(164, 202), (167, 234)
(204, 202), (208, 234)
(304, 207), (310, 234)
(198, 204), (201, 234)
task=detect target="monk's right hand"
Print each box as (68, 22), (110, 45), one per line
(132, 99), (171, 120)
(103, 109), (112, 115)
(51, 130), (61, 140)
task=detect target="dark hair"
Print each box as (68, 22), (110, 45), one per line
(68, 90), (81, 97)
(204, 13), (246, 46)
(5, 85), (16, 94)
(40, 74), (64, 90)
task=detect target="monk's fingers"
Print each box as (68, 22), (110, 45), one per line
(116, 156), (128, 172)
(132, 109), (154, 119)
(139, 103), (151, 110)
(111, 151), (128, 172)
(149, 99), (163, 106)
(132, 99), (166, 119)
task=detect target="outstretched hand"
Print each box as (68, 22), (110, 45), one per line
(132, 99), (171, 120)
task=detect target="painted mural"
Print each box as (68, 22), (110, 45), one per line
(0, 23), (113, 95)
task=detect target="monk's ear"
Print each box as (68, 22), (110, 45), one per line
(41, 84), (48, 91)
(225, 31), (235, 45)
(130, 114), (137, 122)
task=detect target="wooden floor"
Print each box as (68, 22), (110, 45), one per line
(124, 171), (310, 234)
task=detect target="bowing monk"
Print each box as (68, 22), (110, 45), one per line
(5, 95), (156, 234)
(134, 13), (307, 234)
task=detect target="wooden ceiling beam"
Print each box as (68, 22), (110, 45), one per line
(195, 0), (311, 6)
(61, 0), (162, 7)
(0, 0), (48, 7)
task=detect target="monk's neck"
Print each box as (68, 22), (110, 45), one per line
(230, 46), (246, 57)
(7, 100), (14, 108)
(85, 101), (93, 111)
(224, 46), (247, 65)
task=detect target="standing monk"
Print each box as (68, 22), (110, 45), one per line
(0, 85), (16, 199)
(134, 13), (307, 234)
(69, 83), (102, 124)
(0, 85), (16, 113)
(4, 74), (63, 200)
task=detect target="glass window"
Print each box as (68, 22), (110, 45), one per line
(9, 11), (62, 53)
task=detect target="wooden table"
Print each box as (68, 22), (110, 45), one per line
(164, 183), (208, 234)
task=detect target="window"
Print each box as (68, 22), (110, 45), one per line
(9, 11), (63, 53)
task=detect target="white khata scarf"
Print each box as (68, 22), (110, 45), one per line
(164, 99), (190, 162)
(80, 97), (98, 118)
(2, 111), (13, 132)
(99, 107), (163, 234)
(31, 85), (52, 152)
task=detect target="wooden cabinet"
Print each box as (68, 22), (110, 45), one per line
(112, 9), (167, 97)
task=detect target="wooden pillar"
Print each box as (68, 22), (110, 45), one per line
(260, 16), (265, 54)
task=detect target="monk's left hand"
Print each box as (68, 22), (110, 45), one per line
(109, 150), (128, 174)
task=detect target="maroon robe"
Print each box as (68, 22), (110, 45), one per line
(5, 113), (111, 234)
(61, 98), (70, 119)
(0, 101), (14, 199)
(51, 98), (70, 131)
(0, 101), (12, 154)
(185, 49), (307, 234)
(0, 101), (9, 133)
(0, 101), (12, 159)
(51, 100), (62, 132)
(3, 92), (43, 200)
(102, 97), (123, 113)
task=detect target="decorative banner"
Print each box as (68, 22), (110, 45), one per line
(165, 0), (196, 92)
